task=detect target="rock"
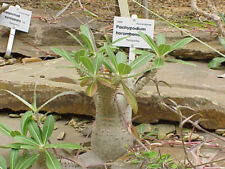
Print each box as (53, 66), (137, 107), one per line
(215, 129), (225, 135)
(67, 118), (77, 127)
(0, 59), (225, 129)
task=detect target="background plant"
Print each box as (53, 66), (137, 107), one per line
(0, 89), (82, 169)
(127, 150), (178, 169)
(0, 149), (39, 169)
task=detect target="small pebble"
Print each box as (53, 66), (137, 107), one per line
(215, 129), (225, 135)
(8, 114), (20, 118)
(57, 131), (65, 140)
(7, 58), (17, 64)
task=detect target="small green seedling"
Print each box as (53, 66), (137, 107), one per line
(0, 89), (82, 169)
(0, 149), (39, 169)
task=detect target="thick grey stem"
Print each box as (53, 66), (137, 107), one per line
(132, 69), (157, 94)
(91, 83), (133, 161)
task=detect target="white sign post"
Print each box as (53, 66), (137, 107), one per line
(112, 15), (154, 120)
(0, 4), (32, 58)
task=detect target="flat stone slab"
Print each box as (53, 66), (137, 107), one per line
(0, 58), (224, 129)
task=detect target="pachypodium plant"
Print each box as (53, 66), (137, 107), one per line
(52, 25), (193, 161)
(0, 89), (82, 169)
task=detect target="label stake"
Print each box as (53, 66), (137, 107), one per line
(4, 5), (20, 58)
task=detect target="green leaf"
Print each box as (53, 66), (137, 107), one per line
(45, 151), (61, 169)
(80, 25), (96, 52)
(80, 56), (95, 74)
(3, 143), (23, 149)
(138, 32), (159, 55)
(9, 149), (19, 169)
(51, 48), (89, 75)
(156, 34), (166, 46)
(16, 154), (39, 169)
(51, 47), (74, 64)
(1, 90), (34, 111)
(46, 143), (83, 149)
(93, 53), (104, 74)
(130, 53), (155, 70)
(79, 33), (94, 52)
(170, 37), (193, 51)
(115, 52), (127, 64)
(0, 156), (7, 169)
(148, 163), (161, 169)
(121, 82), (138, 114)
(86, 81), (97, 97)
(144, 151), (158, 159)
(97, 77), (115, 89)
(112, 36), (129, 45)
(14, 135), (39, 147)
(42, 115), (54, 144)
(80, 77), (92, 87)
(165, 58), (196, 67)
(153, 58), (164, 67)
(19, 144), (39, 150)
(208, 57), (225, 69)
(118, 63), (131, 75)
(219, 37), (225, 49)
(72, 49), (85, 63)
(103, 58), (116, 73)
(132, 49), (150, 55)
(66, 31), (84, 48)
(20, 111), (33, 136)
(104, 44), (118, 70)
(28, 121), (43, 145)
(10, 131), (21, 137)
(38, 91), (77, 112)
(158, 44), (171, 57)
(0, 123), (12, 137)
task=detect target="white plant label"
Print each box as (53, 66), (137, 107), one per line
(112, 16), (154, 49)
(0, 4), (32, 32)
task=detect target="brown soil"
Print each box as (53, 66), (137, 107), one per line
(6, 0), (225, 26)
